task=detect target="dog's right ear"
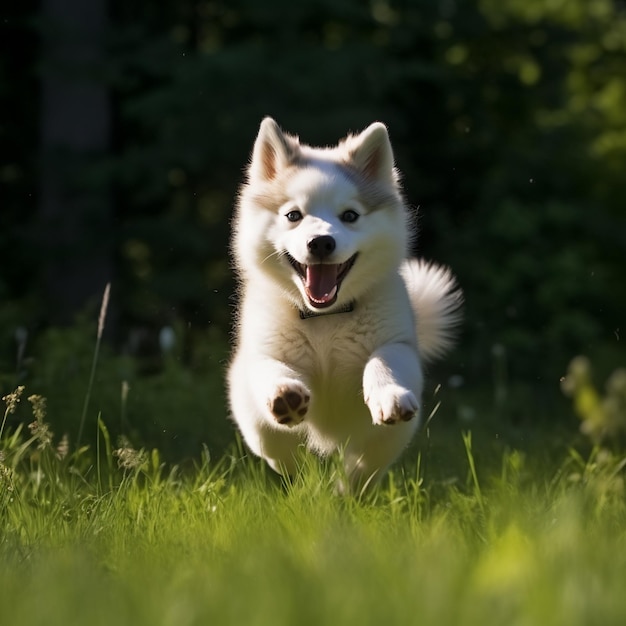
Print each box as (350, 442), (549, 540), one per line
(249, 117), (298, 182)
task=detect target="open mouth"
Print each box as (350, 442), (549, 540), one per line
(287, 253), (358, 309)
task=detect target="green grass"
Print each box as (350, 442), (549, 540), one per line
(2, 383), (626, 626)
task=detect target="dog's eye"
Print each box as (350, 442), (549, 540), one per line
(340, 209), (359, 224)
(286, 210), (303, 222)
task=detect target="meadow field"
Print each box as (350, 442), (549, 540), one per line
(3, 2), (626, 624)
(2, 368), (626, 626)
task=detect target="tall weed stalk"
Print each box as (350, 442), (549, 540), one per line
(76, 283), (110, 449)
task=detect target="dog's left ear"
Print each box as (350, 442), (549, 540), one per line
(347, 122), (395, 183)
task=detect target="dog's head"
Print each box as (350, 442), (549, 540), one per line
(234, 118), (412, 314)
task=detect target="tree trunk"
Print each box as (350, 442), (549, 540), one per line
(39, 0), (112, 324)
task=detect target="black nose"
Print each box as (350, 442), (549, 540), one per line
(307, 235), (336, 260)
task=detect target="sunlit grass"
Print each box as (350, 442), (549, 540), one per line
(1, 381), (626, 626)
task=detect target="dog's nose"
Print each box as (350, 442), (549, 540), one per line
(307, 235), (336, 260)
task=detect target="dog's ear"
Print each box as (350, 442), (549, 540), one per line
(347, 122), (395, 183)
(249, 117), (299, 182)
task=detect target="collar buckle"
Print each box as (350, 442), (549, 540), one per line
(299, 301), (355, 320)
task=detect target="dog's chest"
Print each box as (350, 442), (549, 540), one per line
(273, 314), (384, 380)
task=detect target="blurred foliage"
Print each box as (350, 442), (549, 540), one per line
(0, 318), (232, 461)
(1, 0), (626, 453)
(561, 355), (626, 501)
(562, 355), (626, 446)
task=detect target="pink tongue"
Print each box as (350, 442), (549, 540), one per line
(305, 264), (339, 304)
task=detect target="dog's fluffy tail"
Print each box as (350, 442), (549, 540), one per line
(400, 259), (463, 363)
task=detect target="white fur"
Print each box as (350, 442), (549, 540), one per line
(228, 118), (462, 490)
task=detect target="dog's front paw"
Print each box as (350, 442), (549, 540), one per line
(366, 385), (418, 426)
(268, 380), (310, 426)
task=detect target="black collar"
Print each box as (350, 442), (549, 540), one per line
(299, 301), (355, 320)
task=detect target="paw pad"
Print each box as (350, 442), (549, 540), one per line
(269, 384), (310, 425)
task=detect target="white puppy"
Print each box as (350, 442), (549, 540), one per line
(228, 118), (462, 490)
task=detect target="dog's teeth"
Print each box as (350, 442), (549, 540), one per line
(306, 288), (338, 305)
(309, 285), (337, 304)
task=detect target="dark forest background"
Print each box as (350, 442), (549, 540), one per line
(1, 0), (625, 460)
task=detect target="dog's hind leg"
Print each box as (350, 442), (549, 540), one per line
(242, 418), (305, 477)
